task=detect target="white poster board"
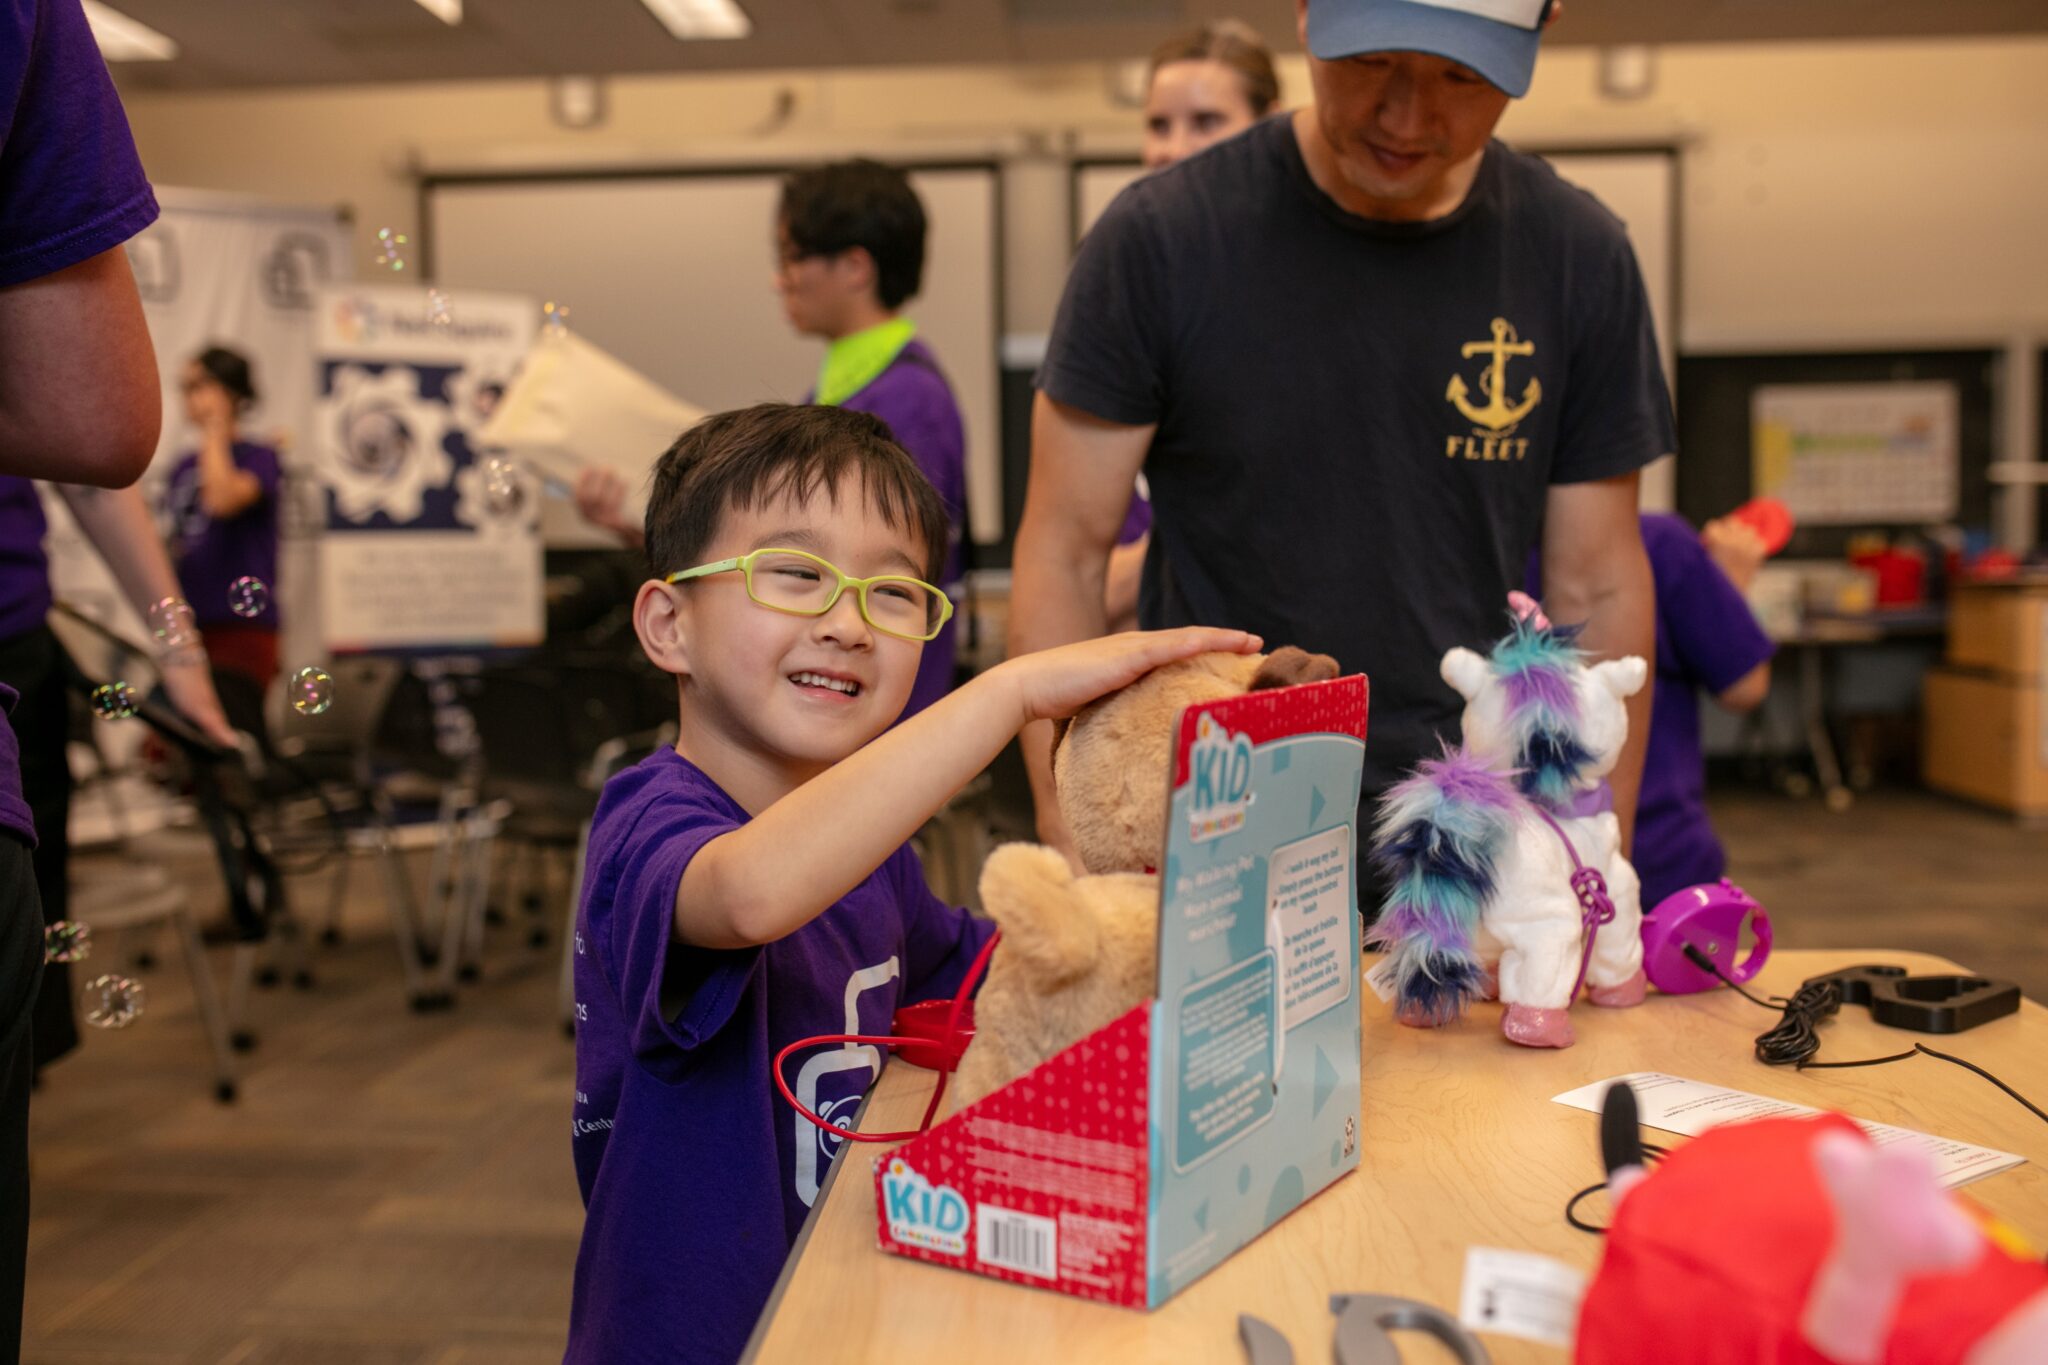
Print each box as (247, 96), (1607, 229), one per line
(43, 189), (350, 673)
(1751, 381), (1959, 524)
(312, 285), (543, 652)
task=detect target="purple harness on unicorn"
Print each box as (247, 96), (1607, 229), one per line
(1367, 595), (1649, 1050)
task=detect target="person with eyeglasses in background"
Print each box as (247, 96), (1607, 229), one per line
(577, 161), (970, 723)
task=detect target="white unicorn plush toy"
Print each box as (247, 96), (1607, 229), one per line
(1367, 593), (1650, 1048)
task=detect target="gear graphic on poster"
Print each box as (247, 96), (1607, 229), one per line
(318, 363), (453, 524)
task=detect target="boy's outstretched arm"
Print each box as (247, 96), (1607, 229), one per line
(675, 626), (1259, 949)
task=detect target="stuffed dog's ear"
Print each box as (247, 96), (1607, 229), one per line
(1249, 646), (1340, 691)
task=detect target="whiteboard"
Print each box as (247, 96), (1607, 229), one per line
(428, 167), (1001, 546)
(1074, 148), (1680, 508)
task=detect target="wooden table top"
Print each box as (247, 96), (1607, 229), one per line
(747, 949), (2048, 1364)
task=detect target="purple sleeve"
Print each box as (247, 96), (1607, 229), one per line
(242, 443), (281, 508)
(1653, 527), (1775, 695)
(891, 847), (996, 1006)
(603, 804), (760, 1076)
(0, 0), (160, 288)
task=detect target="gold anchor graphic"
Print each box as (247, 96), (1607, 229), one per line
(1446, 317), (1541, 431)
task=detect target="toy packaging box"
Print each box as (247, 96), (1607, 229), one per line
(874, 675), (1369, 1307)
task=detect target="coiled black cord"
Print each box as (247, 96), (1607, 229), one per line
(1681, 942), (2048, 1127)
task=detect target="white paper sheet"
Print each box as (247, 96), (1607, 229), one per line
(1457, 1247), (1586, 1348)
(1552, 1071), (2026, 1188)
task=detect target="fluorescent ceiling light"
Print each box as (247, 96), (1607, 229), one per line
(413, 0), (462, 24)
(639, 0), (752, 40)
(82, 1), (178, 61)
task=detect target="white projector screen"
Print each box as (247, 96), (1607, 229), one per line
(427, 166), (1001, 545)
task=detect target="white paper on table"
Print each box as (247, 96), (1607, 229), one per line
(476, 331), (706, 518)
(1552, 1071), (2026, 1189)
(1457, 1247), (1586, 1349)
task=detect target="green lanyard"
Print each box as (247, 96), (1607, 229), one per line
(816, 317), (916, 408)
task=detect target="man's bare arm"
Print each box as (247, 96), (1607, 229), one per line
(1007, 393), (1155, 851)
(0, 247), (159, 486)
(1541, 471), (1655, 852)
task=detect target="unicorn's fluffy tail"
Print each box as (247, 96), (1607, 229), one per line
(1366, 751), (1519, 1025)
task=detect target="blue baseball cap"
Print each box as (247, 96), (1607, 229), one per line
(1305, 0), (1551, 98)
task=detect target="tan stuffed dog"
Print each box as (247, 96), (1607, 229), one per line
(949, 647), (1340, 1110)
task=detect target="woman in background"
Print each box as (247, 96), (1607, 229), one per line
(1109, 21), (1282, 629)
(163, 346), (283, 694)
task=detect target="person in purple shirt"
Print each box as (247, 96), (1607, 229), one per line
(578, 161), (970, 722)
(162, 345), (284, 690)
(566, 402), (1252, 1364)
(1530, 511), (1775, 908)
(0, 1), (207, 1354)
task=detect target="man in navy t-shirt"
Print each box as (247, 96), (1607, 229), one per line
(0, 1), (170, 1354)
(565, 402), (1254, 1364)
(1013, 0), (1668, 904)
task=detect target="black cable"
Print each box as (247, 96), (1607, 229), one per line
(1565, 1142), (1667, 1235)
(1680, 942), (2048, 1128)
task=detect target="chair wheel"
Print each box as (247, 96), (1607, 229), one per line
(527, 928), (550, 950)
(484, 906), (507, 927)
(417, 944), (440, 967)
(255, 967), (281, 988)
(457, 964), (480, 984)
(292, 971), (315, 990)
(410, 991), (455, 1013)
(132, 950), (158, 970)
(215, 1081), (238, 1104)
(231, 1030), (258, 1053)
(319, 928), (342, 947)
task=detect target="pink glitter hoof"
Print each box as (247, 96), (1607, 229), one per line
(1396, 1001), (1448, 1029)
(1588, 967), (1647, 1008)
(1502, 1004), (1575, 1048)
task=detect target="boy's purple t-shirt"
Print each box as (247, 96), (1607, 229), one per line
(1528, 512), (1775, 906)
(565, 748), (994, 1365)
(163, 443), (283, 630)
(0, 0), (161, 847)
(835, 338), (966, 720)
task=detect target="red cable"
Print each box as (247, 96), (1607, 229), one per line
(773, 927), (1002, 1145)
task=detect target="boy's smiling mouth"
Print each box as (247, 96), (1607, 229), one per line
(789, 669), (863, 699)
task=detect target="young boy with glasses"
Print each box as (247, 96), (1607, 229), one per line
(564, 402), (1256, 1365)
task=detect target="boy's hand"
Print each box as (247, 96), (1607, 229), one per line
(997, 627), (1261, 726)
(1701, 516), (1768, 594)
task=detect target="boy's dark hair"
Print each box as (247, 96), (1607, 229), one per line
(196, 345), (258, 409)
(778, 160), (926, 311)
(644, 403), (950, 586)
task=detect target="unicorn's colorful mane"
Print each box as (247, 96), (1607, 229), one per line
(1490, 612), (1594, 807)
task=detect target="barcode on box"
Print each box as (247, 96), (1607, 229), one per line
(976, 1205), (1057, 1279)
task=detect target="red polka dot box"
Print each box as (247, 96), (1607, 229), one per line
(876, 675), (1370, 1308)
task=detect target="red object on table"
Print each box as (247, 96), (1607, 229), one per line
(1850, 546), (1926, 606)
(1729, 497), (1795, 556)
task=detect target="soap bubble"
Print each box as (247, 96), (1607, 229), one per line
(426, 288), (452, 329)
(374, 227), (410, 272)
(482, 453), (523, 514)
(89, 682), (138, 720)
(44, 921), (91, 965)
(146, 596), (199, 650)
(83, 974), (145, 1030)
(228, 576), (269, 618)
(541, 300), (570, 340)
(290, 665), (335, 717)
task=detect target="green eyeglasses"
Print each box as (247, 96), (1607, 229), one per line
(666, 547), (954, 643)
